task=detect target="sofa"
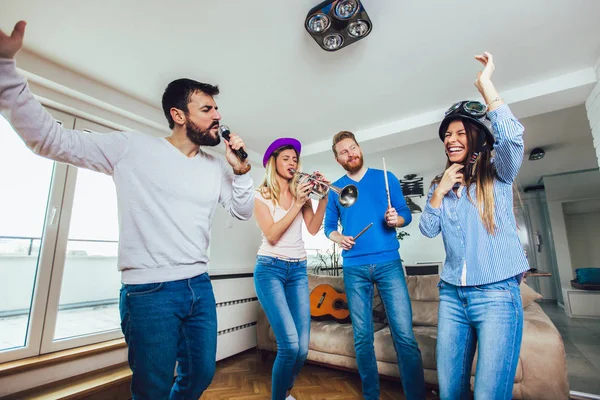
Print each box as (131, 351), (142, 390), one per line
(256, 273), (570, 399)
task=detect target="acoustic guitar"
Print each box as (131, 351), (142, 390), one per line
(309, 284), (387, 324)
(310, 284), (351, 323)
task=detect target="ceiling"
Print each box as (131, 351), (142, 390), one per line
(1, 0), (600, 182)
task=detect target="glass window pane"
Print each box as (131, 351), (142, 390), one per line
(53, 167), (121, 340)
(0, 116), (54, 351)
(302, 214), (342, 276)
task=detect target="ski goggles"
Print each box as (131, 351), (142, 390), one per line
(444, 101), (487, 119)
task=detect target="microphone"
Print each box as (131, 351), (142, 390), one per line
(219, 125), (248, 161)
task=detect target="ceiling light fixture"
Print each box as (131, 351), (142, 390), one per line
(305, 0), (372, 52)
(529, 147), (545, 161)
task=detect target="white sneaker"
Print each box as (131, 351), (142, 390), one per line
(285, 396), (296, 400)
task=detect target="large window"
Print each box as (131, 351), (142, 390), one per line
(0, 114), (58, 358)
(0, 109), (122, 363)
(53, 168), (120, 341)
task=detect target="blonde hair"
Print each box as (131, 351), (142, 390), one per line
(258, 145), (301, 207)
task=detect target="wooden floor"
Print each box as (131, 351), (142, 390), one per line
(200, 350), (440, 400)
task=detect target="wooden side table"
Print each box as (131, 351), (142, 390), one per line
(523, 272), (552, 293)
(526, 272), (552, 278)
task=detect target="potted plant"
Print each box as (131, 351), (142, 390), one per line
(397, 230), (410, 241)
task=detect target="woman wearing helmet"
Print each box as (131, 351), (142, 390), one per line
(420, 52), (529, 399)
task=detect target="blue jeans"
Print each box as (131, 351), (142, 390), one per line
(437, 276), (523, 400)
(119, 273), (217, 400)
(343, 259), (426, 400)
(254, 255), (310, 400)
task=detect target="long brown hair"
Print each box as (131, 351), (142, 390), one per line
(433, 120), (497, 234)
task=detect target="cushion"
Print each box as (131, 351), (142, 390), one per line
(520, 282), (542, 308)
(374, 325), (437, 369)
(411, 301), (439, 326)
(301, 320), (386, 358)
(574, 268), (600, 285)
(407, 275), (440, 301)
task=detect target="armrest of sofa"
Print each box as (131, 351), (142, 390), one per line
(256, 303), (277, 352)
(517, 302), (569, 399)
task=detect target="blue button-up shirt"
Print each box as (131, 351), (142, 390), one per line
(419, 105), (529, 286)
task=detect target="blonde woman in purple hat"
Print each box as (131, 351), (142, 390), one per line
(254, 137), (329, 400)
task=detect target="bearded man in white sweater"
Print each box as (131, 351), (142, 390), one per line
(0, 21), (254, 400)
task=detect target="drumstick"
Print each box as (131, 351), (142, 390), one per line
(353, 223), (373, 241)
(383, 158), (391, 208)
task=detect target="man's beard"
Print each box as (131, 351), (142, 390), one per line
(186, 120), (220, 147)
(341, 154), (364, 173)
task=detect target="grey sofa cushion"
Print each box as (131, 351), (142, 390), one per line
(374, 325), (437, 369)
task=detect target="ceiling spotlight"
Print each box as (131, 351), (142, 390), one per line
(529, 147), (545, 161)
(323, 33), (344, 50)
(334, 0), (359, 20)
(305, 0), (372, 52)
(307, 13), (331, 34)
(348, 20), (370, 37)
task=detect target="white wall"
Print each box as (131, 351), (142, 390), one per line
(543, 170), (600, 292)
(585, 58), (600, 167)
(564, 205), (600, 272)
(520, 190), (559, 301)
(209, 166), (263, 275)
(15, 49), (168, 137)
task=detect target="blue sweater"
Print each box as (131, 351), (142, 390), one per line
(324, 168), (411, 267)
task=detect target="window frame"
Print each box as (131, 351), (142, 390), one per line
(0, 108), (125, 363)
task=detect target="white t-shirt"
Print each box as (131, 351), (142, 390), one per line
(255, 191), (307, 260)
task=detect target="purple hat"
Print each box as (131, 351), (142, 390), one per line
(262, 138), (302, 167)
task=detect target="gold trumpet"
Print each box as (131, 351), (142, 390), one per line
(290, 169), (358, 207)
